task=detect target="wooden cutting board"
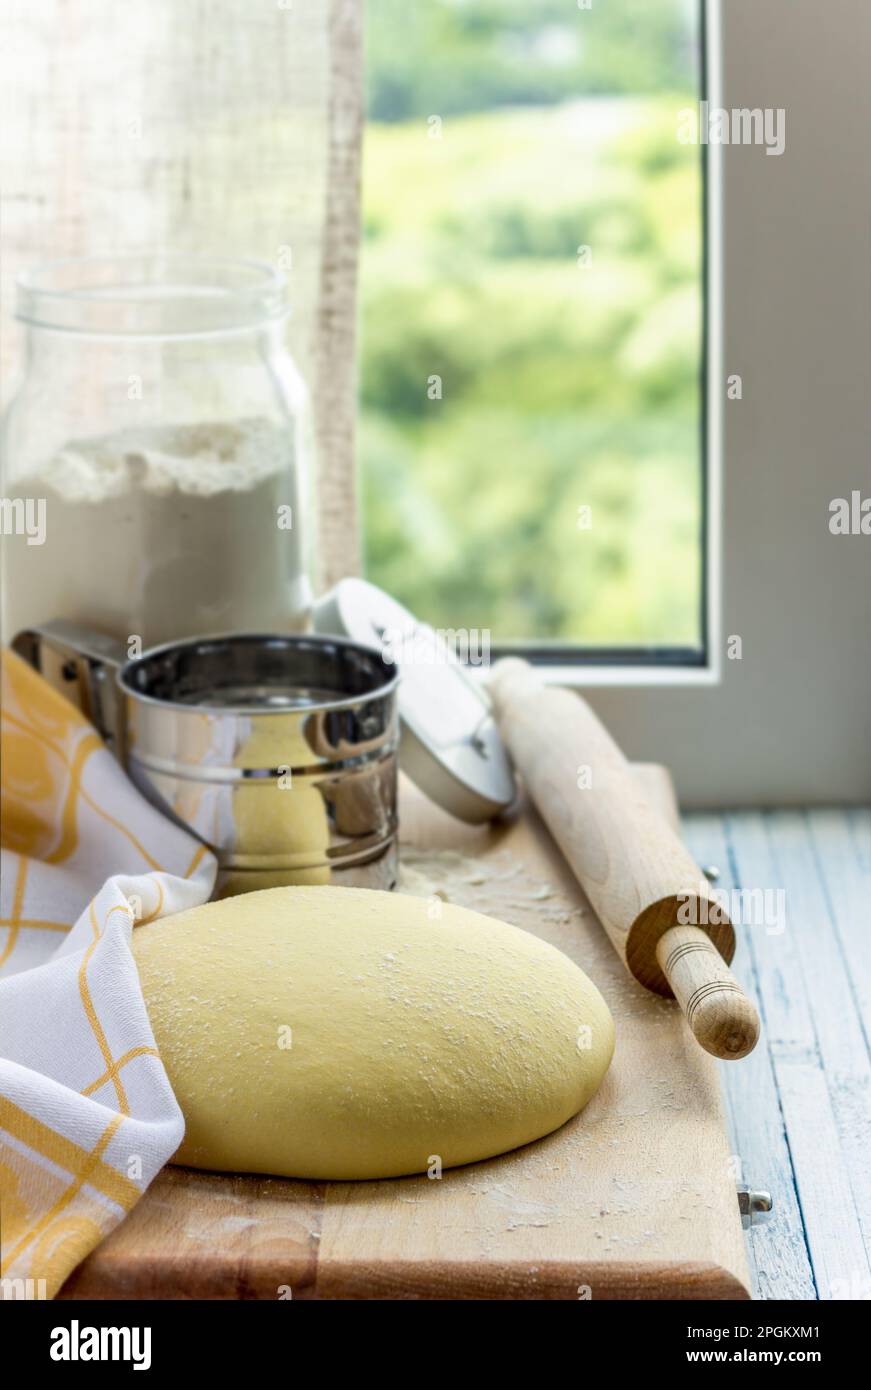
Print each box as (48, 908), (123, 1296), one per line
(59, 769), (751, 1300)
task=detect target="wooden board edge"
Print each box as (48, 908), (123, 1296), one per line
(61, 1257), (750, 1302)
(312, 1259), (751, 1301)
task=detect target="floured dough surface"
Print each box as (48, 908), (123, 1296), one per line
(132, 886), (614, 1180)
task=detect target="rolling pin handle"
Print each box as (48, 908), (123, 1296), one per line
(655, 925), (760, 1060)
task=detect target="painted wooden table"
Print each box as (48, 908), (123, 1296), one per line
(683, 809), (871, 1301)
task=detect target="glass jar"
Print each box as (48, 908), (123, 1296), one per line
(1, 254), (313, 648)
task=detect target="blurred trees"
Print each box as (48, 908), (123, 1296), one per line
(360, 1), (702, 646)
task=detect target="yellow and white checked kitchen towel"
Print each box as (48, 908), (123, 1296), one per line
(0, 648), (216, 1297)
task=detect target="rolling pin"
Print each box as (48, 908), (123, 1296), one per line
(489, 658), (760, 1060)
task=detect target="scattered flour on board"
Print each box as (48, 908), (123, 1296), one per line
(397, 845), (586, 932)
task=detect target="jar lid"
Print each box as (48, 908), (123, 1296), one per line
(313, 580), (516, 824)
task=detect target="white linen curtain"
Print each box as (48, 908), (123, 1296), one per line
(0, 0), (364, 584)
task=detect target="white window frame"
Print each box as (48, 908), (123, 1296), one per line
(484, 0), (869, 806)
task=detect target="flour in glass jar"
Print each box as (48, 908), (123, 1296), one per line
(1, 416), (310, 647)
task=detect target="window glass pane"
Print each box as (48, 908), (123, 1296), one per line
(360, 0), (703, 653)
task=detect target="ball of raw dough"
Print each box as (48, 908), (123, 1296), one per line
(132, 886), (614, 1180)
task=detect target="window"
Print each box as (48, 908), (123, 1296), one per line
(359, 0), (705, 661)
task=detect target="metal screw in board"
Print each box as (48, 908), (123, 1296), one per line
(703, 865), (721, 883)
(737, 1188), (772, 1227)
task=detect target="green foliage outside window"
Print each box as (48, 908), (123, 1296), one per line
(360, 0), (702, 647)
